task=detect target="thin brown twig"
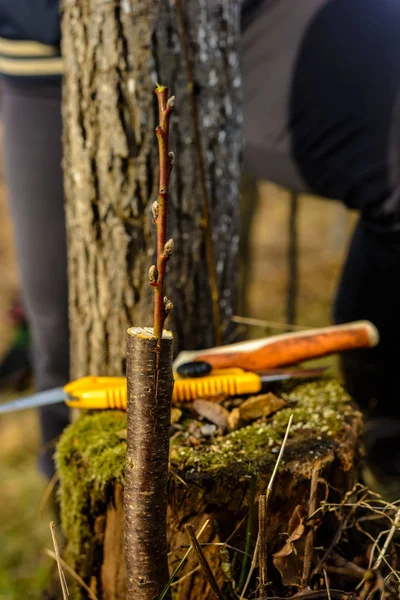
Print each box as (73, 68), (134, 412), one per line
(174, 0), (221, 346)
(45, 549), (99, 600)
(170, 565), (201, 587)
(257, 592), (355, 600)
(49, 521), (69, 599)
(225, 512), (248, 545)
(373, 506), (400, 571)
(152, 85), (174, 344)
(302, 465), (320, 586)
(355, 521), (400, 585)
(240, 414), (293, 600)
(323, 569), (332, 600)
(159, 520), (210, 600)
(39, 472), (58, 515)
(231, 314), (309, 331)
(185, 523), (224, 600)
(258, 494), (268, 596)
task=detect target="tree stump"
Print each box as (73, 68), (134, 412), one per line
(56, 379), (362, 599)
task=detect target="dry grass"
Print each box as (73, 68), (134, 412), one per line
(245, 181), (357, 329)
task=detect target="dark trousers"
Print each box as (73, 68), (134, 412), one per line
(334, 220), (400, 419)
(1, 77), (70, 478)
(334, 220), (400, 475)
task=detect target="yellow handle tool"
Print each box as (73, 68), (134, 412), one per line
(64, 369), (262, 409)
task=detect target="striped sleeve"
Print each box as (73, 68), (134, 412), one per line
(0, 38), (63, 78)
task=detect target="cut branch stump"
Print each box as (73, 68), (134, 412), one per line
(56, 380), (362, 599)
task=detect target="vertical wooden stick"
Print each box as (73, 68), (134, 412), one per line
(124, 327), (174, 600)
(258, 494), (268, 596)
(302, 465), (320, 587)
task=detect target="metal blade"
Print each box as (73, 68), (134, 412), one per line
(260, 373), (292, 383)
(260, 367), (327, 383)
(0, 387), (66, 415)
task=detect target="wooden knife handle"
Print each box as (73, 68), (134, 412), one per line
(196, 321), (379, 371)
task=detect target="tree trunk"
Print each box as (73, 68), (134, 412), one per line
(61, 0), (241, 379)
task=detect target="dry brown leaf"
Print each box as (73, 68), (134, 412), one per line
(193, 399), (230, 431)
(273, 505), (307, 587)
(227, 407), (241, 432)
(171, 408), (182, 424)
(238, 392), (286, 421)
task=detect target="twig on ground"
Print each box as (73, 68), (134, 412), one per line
(313, 486), (371, 575)
(45, 549), (99, 600)
(158, 520), (209, 600)
(231, 314), (309, 331)
(257, 591), (355, 600)
(49, 521), (69, 599)
(239, 414), (293, 600)
(186, 523), (224, 600)
(373, 506), (400, 570)
(323, 569), (332, 600)
(170, 566), (201, 587)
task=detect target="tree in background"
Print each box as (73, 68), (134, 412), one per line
(62, 0), (242, 380)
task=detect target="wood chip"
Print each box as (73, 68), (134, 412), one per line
(238, 392), (286, 421)
(193, 399), (230, 431)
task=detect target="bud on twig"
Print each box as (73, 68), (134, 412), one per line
(163, 239), (174, 258)
(167, 96), (175, 110)
(168, 152), (175, 167)
(152, 201), (159, 222)
(149, 265), (158, 285)
(163, 297), (173, 316)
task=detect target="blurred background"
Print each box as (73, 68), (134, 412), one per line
(0, 122), (356, 597)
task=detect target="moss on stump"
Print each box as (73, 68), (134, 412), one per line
(56, 379), (362, 599)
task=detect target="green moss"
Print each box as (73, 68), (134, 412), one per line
(170, 379), (356, 474)
(56, 410), (127, 566)
(56, 379), (356, 573)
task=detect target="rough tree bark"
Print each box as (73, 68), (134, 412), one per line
(61, 0), (242, 379)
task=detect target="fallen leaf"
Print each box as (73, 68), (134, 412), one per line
(116, 429), (127, 440)
(238, 392), (286, 421)
(171, 408), (182, 424)
(273, 505), (307, 587)
(193, 399), (230, 430)
(227, 407), (241, 432)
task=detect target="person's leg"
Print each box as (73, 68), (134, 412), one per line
(1, 78), (70, 478)
(334, 219), (400, 418)
(334, 219), (400, 479)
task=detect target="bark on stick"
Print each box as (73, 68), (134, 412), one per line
(124, 327), (174, 600)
